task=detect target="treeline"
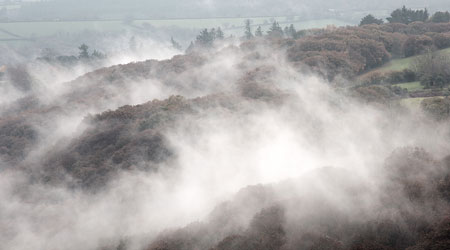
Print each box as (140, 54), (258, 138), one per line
(185, 27), (225, 52)
(180, 19), (302, 52)
(361, 6), (450, 26)
(37, 44), (107, 66)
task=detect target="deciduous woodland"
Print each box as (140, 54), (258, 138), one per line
(1, 4), (450, 250)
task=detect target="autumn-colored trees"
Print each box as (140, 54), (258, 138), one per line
(430, 32), (450, 49)
(286, 26), (392, 80)
(281, 20), (450, 82)
(403, 35), (433, 57)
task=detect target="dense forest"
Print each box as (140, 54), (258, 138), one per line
(1, 4), (450, 250)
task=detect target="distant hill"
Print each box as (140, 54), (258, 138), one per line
(8, 0), (450, 22)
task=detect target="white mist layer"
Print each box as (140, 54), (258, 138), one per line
(1, 43), (449, 250)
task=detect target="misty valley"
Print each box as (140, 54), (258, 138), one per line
(1, 1), (450, 250)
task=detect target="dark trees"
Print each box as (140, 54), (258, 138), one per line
(78, 43), (90, 59)
(267, 21), (283, 38)
(431, 11), (450, 23)
(77, 43), (106, 61)
(244, 19), (253, 40)
(360, 14), (384, 26)
(171, 37), (182, 50)
(196, 28), (215, 47)
(186, 41), (195, 53)
(284, 24), (297, 38)
(193, 27), (225, 49)
(387, 6), (429, 24)
(403, 35), (433, 57)
(216, 27), (224, 40)
(5, 65), (33, 92)
(430, 33), (450, 49)
(255, 26), (263, 37)
(421, 97), (450, 120)
(91, 50), (106, 60)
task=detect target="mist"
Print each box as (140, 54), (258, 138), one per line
(0, 42), (449, 249)
(1, 1), (450, 250)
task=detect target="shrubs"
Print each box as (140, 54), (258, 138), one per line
(347, 38), (390, 71)
(287, 26), (392, 79)
(387, 69), (417, 83)
(298, 51), (354, 80)
(413, 52), (450, 88)
(360, 69), (417, 85)
(6, 65), (33, 92)
(0, 118), (37, 164)
(352, 85), (397, 104)
(421, 97), (450, 120)
(211, 206), (286, 250)
(401, 69), (417, 82)
(284, 21), (450, 80)
(407, 217), (450, 250)
(430, 32), (450, 49)
(403, 35), (433, 57)
(360, 71), (386, 85)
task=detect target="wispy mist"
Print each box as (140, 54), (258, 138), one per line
(1, 38), (449, 250)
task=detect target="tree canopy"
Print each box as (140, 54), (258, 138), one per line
(244, 19), (254, 40)
(360, 14), (384, 26)
(387, 6), (429, 24)
(431, 11), (450, 23)
(267, 21), (283, 38)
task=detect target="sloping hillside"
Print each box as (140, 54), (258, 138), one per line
(2, 21), (450, 250)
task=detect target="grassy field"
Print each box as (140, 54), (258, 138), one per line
(0, 17), (352, 42)
(362, 48), (450, 77)
(393, 81), (424, 92)
(400, 97), (428, 109)
(0, 20), (128, 38)
(377, 56), (416, 72)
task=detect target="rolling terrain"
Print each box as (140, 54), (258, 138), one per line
(1, 15), (450, 250)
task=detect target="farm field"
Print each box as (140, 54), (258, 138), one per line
(361, 47), (450, 77)
(0, 17), (352, 42)
(393, 81), (423, 92)
(135, 17), (351, 30)
(0, 20), (128, 39)
(399, 97), (438, 110)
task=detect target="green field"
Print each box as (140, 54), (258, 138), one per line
(364, 47), (450, 76)
(378, 56), (416, 72)
(399, 97), (430, 109)
(400, 96), (447, 110)
(0, 20), (128, 39)
(393, 81), (424, 92)
(0, 17), (352, 42)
